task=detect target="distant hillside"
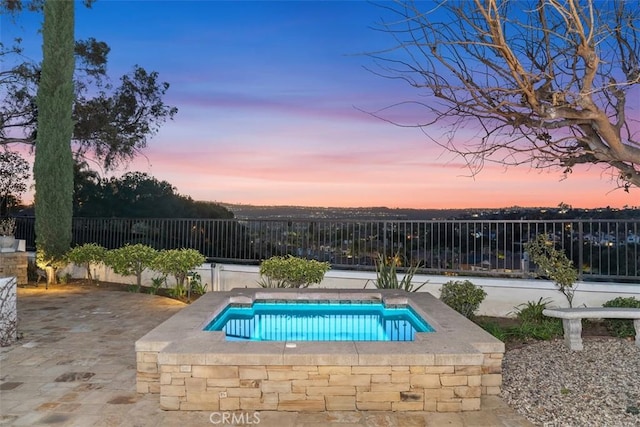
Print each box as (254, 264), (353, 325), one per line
(221, 204), (465, 220)
(221, 203), (639, 220)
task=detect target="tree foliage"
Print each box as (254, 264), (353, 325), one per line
(66, 242), (106, 281)
(72, 159), (102, 215)
(104, 243), (158, 288)
(0, 150), (30, 215)
(34, 0), (75, 272)
(0, 2), (177, 170)
(370, 0), (640, 191)
(439, 280), (487, 319)
(524, 234), (578, 307)
(72, 167), (234, 219)
(151, 248), (206, 287)
(258, 255), (330, 288)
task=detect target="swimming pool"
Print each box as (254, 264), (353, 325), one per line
(205, 301), (434, 341)
(136, 289), (505, 412)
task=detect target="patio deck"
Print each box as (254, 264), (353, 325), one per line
(0, 284), (534, 426)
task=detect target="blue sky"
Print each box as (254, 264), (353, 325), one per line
(2, 1), (636, 209)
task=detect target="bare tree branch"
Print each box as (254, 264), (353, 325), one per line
(368, 0), (640, 190)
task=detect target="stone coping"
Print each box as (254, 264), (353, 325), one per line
(543, 307), (640, 319)
(136, 289), (504, 365)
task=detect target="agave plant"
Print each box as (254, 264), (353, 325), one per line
(367, 253), (427, 292)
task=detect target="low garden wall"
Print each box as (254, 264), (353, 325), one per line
(57, 260), (640, 317)
(213, 264), (640, 317)
(153, 359), (502, 412)
(0, 252), (28, 286)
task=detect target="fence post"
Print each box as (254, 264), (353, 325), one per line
(578, 221), (583, 280)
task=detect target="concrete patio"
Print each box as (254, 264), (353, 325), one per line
(0, 284), (535, 426)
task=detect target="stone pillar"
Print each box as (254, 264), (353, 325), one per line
(0, 252), (28, 286)
(563, 318), (583, 351)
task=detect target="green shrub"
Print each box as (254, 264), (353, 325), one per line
(35, 250), (68, 286)
(104, 244), (158, 289)
(148, 276), (166, 295)
(439, 280), (487, 319)
(507, 297), (563, 340)
(151, 248), (206, 288)
(58, 272), (72, 284)
(187, 272), (207, 295)
(602, 297), (640, 337)
(476, 316), (562, 343)
(524, 234), (578, 307)
(512, 320), (563, 341)
(258, 255), (330, 288)
(27, 258), (40, 282)
(367, 253), (427, 292)
(512, 297), (553, 324)
(66, 243), (107, 281)
(169, 283), (187, 298)
(477, 320), (514, 342)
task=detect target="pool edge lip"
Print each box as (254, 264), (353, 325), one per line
(136, 288), (505, 412)
(137, 288), (504, 362)
(205, 299), (433, 340)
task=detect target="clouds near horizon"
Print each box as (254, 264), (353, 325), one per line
(4, 1), (637, 210)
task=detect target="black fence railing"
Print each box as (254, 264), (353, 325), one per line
(13, 217), (640, 282)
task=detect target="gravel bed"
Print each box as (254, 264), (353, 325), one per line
(502, 337), (640, 427)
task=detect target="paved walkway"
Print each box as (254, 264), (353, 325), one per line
(0, 284), (536, 427)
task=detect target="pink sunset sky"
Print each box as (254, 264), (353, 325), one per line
(5, 1), (638, 210)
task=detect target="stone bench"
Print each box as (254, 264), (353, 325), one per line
(543, 307), (640, 351)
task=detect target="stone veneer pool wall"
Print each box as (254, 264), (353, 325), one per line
(136, 289), (504, 412)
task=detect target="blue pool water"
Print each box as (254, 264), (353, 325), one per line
(204, 301), (434, 341)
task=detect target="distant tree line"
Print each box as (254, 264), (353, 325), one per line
(73, 163), (233, 219)
(456, 205), (640, 221)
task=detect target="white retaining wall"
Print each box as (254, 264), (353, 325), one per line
(211, 264), (640, 317)
(63, 262), (640, 318)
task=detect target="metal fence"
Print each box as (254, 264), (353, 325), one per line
(13, 216), (640, 282)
